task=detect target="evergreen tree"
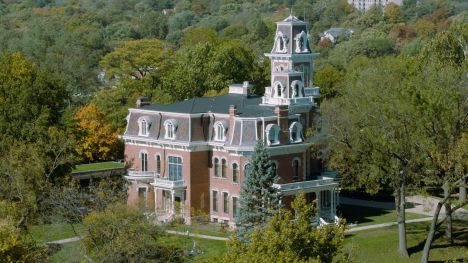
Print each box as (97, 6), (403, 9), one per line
(237, 140), (281, 240)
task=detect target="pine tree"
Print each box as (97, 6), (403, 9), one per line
(237, 140), (281, 240)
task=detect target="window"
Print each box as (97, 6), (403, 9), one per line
(168, 156), (182, 181)
(214, 158), (219, 177)
(138, 187), (147, 198)
(213, 191), (218, 212)
(244, 163), (252, 177)
(232, 196), (239, 218)
(141, 152), (148, 172)
(214, 122), (227, 141)
(164, 119), (177, 139)
(232, 163), (239, 183)
(289, 122), (303, 143)
(223, 192), (229, 214)
(266, 124), (280, 145)
(274, 81), (283, 98)
(271, 162), (277, 176)
(221, 159), (227, 178)
(293, 159), (300, 181)
(156, 155), (161, 174)
(138, 118), (150, 136)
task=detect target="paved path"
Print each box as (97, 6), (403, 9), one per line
(346, 217), (434, 233)
(46, 236), (83, 245)
(165, 230), (229, 241)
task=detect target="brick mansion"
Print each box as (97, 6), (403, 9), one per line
(121, 15), (340, 226)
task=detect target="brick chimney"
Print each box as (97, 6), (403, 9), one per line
(136, 96), (150, 108)
(228, 105), (237, 138)
(275, 105), (289, 144)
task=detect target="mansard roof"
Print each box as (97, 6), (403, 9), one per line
(139, 93), (276, 117)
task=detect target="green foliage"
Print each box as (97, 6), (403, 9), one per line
(82, 203), (183, 262)
(222, 193), (346, 263)
(0, 53), (68, 141)
(0, 218), (47, 263)
(237, 140), (281, 240)
(162, 39), (260, 100)
(314, 65), (343, 99)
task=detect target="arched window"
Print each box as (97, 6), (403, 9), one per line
(244, 163), (252, 177)
(214, 158), (219, 177)
(140, 152), (148, 172)
(292, 159), (300, 181)
(265, 124), (280, 145)
(295, 31), (308, 53)
(232, 163), (239, 183)
(275, 32), (287, 53)
(221, 159), (227, 178)
(271, 162), (277, 176)
(138, 117), (150, 136)
(274, 82), (283, 98)
(164, 119), (177, 139)
(214, 121), (227, 141)
(289, 122), (303, 143)
(290, 80), (303, 98)
(156, 155), (161, 174)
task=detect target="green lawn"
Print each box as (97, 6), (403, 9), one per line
(340, 204), (429, 227)
(28, 223), (85, 243)
(164, 223), (232, 238)
(345, 220), (468, 262)
(72, 161), (124, 173)
(47, 233), (227, 262)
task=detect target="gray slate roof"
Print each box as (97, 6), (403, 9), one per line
(140, 94), (276, 117)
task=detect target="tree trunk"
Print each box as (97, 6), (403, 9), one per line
(460, 176), (467, 204)
(395, 184), (409, 257)
(443, 183), (453, 244)
(421, 202), (444, 263)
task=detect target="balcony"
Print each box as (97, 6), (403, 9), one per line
(304, 87), (320, 97)
(262, 96), (315, 106)
(151, 175), (186, 190)
(125, 170), (156, 183)
(273, 176), (339, 195)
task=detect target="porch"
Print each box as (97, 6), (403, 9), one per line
(151, 175), (187, 223)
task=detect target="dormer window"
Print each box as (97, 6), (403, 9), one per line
(164, 119), (177, 140)
(289, 122), (303, 143)
(214, 121), (227, 141)
(295, 31), (308, 53)
(138, 117), (150, 136)
(275, 32), (288, 53)
(266, 124), (280, 145)
(290, 80), (304, 98)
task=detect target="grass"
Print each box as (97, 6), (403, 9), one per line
(28, 223), (85, 243)
(39, 220), (467, 263)
(72, 161), (124, 173)
(164, 223), (232, 238)
(340, 204), (429, 227)
(345, 220), (468, 262)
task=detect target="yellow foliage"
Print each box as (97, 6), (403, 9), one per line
(74, 103), (121, 162)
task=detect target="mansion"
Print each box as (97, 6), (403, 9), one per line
(121, 15), (340, 227)
(348, 0), (402, 11)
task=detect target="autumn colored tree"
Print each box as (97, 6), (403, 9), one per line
(74, 104), (122, 162)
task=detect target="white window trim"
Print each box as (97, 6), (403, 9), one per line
(164, 119), (177, 140)
(289, 122), (303, 143)
(222, 191), (230, 215)
(231, 161), (240, 184)
(213, 121), (227, 141)
(138, 117), (150, 137)
(265, 124), (280, 146)
(273, 81), (284, 98)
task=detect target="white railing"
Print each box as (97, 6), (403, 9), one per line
(153, 177), (186, 189)
(304, 87), (320, 97)
(319, 217), (329, 227)
(125, 170), (157, 182)
(291, 97), (314, 105)
(273, 177), (338, 194)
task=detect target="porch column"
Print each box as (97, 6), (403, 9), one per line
(316, 191), (321, 217)
(331, 187), (335, 218)
(154, 188), (158, 214)
(171, 190), (175, 216)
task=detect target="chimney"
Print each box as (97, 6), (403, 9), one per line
(229, 105), (237, 138)
(275, 105), (289, 144)
(136, 97), (150, 108)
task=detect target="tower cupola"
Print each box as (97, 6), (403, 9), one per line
(262, 15), (320, 107)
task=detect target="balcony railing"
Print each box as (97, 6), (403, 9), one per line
(304, 87), (320, 97)
(153, 176), (186, 189)
(125, 170), (157, 182)
(273, 176), (339, 195)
